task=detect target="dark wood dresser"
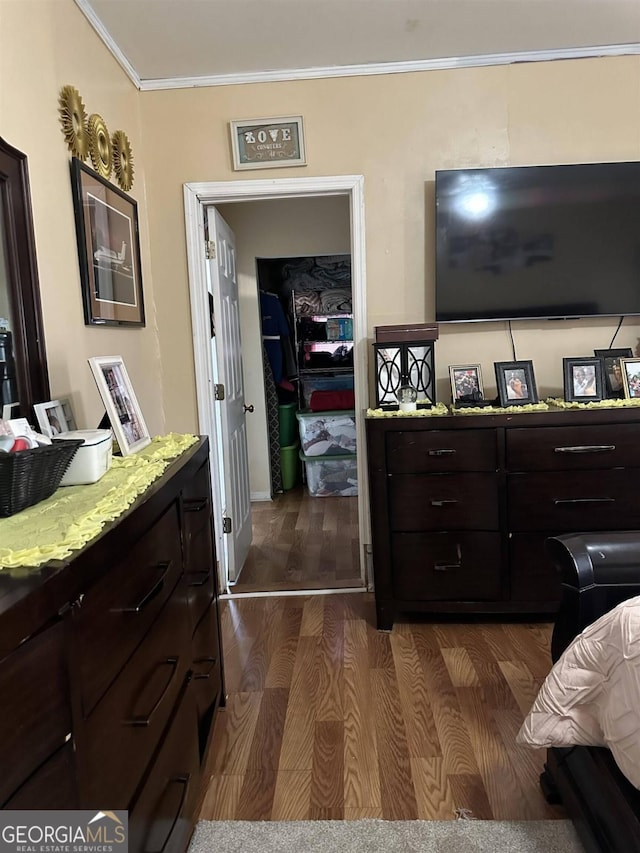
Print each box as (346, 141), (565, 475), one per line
(366, 406), (640, 629)
(0, 438), (223, 853)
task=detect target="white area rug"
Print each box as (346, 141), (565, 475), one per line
(189, 818), (585, 852)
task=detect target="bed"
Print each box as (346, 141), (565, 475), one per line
(518, 532), (640, 853)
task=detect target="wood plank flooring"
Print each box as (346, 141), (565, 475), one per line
(199, 593), (565, 821)
(233, 486), (362, 593)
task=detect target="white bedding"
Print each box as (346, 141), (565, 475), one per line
(517, 594), (640, 789)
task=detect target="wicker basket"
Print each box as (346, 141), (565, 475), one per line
(0, 438), (84, 517)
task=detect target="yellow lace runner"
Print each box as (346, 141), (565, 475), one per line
(0, 433), (198, 571)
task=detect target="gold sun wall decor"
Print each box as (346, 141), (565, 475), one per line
(112, 130), (134, 191)
(87, 113), (112, 179)
(58, 85), (89, 159)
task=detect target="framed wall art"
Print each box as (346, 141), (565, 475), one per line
(88, 356), (150, 455)
(449, 364), (484, 402)
(229, 116), (306, 170)
(70, 158), (145, 327)
(563, 357), (605, 403)
(33, 398), (77, 437)
(494, 360), (538, 407)
(594, 347), (632, 397)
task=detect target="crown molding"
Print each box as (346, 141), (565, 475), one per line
(139, 44), (640, 90)
(75, 0), (142, 89)
(72, 3), (640, 94)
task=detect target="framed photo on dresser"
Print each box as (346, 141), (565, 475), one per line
(494, 360), (538, 407)
(594, 348), (632, 397)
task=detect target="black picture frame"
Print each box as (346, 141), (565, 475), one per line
(594, 348), (632, 397)
(70, 158), (145, 327)
(494, 360), (538, 407)
(563, 357), (605, 403)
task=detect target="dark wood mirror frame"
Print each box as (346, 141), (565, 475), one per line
(0, 136), (50, 418)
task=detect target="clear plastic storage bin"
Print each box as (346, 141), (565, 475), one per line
(296, 409), (357, 456)
(301, 375), (354, 409)
(300, 450), (358, 497)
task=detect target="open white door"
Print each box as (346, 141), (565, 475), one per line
(206, 207), (252, 583)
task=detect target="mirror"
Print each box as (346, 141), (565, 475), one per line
(0, 137), (49, 419)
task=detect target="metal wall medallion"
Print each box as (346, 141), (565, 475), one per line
(58, 85), (89, 160)
(87, 113), (112, 179)
(112, 130), (134, 191)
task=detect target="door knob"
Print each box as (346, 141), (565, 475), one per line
(244, 404), (255, 413)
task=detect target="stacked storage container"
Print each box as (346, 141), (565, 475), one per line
(296, 409), (358, 497)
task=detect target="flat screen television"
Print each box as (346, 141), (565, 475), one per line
(435, 162), (640, 322)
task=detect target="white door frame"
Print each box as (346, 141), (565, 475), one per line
(183, 175), (370, 592)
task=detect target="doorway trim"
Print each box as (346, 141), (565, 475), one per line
(183, 175), (369, 593)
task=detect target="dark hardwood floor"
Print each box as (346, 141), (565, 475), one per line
(199, 593), (565, 821)
(232, 485), (362, 593)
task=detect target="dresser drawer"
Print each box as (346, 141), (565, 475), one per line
(386, 429), (497, 473)
(4, 742), (77, 809)
(129, 685), (200, 853)
(81, 586), (191, 808)
(191, 604), (222, 743)
(507, 423), (640, 471)
(391, 532), (502, 601)
(182, 461), (213, 550)
(389, 473), (499, 530)
(509, 469), (639, 531)
(0, 621), (71, 804)
(185, 521), (215, 631)
(74, 502), (183, 716)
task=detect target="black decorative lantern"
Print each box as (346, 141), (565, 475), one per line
(373, 323), (438, 409)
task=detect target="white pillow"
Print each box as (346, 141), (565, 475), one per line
(517, 594), (640, 789)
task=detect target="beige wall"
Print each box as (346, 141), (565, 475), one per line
(216, 197), (350, 497)
(0, 0), (163, 433)
(142, 57), (640, 420)
(4, 3), (640, 444)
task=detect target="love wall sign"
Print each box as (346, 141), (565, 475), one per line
(229, 116), (306, 170)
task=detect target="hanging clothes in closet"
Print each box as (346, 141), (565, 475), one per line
(259, 290), (295, 394)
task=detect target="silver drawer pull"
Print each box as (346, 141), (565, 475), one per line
(431, 499), (458, 507)
(184, 498), (207, 512)
(554, 445), (615, 454)
(554, 497), (615, 505)
(114, 561), (171, 613)
(434, 562), (460, 571)
(127, 657), (179, 726)
(428, 449), (456, 456)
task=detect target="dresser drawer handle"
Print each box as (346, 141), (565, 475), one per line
(193, 656), (217, 679)
(434, 562), (461, 572)
(115, 562), (171, 613)
(431, 499), (458, 507)
(428, 449), (456, 456)
(186, 570), (211, 587)
(127, 657), (179, 727)
(184, 498), (208, 512)
(554, 497), (615, 505)
(143, 774), (191, 853)
(554, 444), (615, 454)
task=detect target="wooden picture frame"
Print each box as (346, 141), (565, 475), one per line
(563, 357), (605, 403)
(620, 357), (640, 399)
(494, 360), (538, 406)
(594, 348), (632, 397)
(33, 398), (77, 437)
(449, 364), (484, 402)
(229, 116), (306, 170)
(70, 158), (145, 327)
(88, 356), (150, 455)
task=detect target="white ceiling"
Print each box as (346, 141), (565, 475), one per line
(77, 0), (640, 89)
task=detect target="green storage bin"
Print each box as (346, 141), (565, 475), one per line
(278, 403), (298, 447)
(280, 441), (300, 491)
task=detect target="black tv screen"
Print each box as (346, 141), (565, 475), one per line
(435, 162), (640, 322)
